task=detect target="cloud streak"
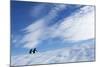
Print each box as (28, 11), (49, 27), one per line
(51, 6), (95, 41)
(11, 39), (95, 66)
(20, 4), (68, 49)
(19, 5), (95, 49)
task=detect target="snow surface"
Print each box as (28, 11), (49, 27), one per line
(11, 39), (95, 66)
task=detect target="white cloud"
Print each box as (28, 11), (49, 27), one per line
(11, 39), (95, 66)
(12, 34), (22, 47)
(30, 4), (46, 17)
(19, 5), (95, 49)
(49, 6), (95, 41)
(45, 4), (67, 19)
(62, 6), (95, 41)
(20, 5), (67, 49)
(20, 19), (45, 48)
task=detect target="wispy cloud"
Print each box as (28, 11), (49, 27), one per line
(19, 5), (94, 49)
(20, 4), (68, 49)
(51, 6), (95, 41)
(39, 6), (95, 41)
(11, 3), (95, 66)
(12, 34), (22, 47)
(20, 19), (45, 48)
(11, 39), (95, 66)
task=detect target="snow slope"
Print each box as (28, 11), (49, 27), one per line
(11, 39), (95, 66)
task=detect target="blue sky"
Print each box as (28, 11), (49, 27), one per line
(11, 1), (95, 56)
